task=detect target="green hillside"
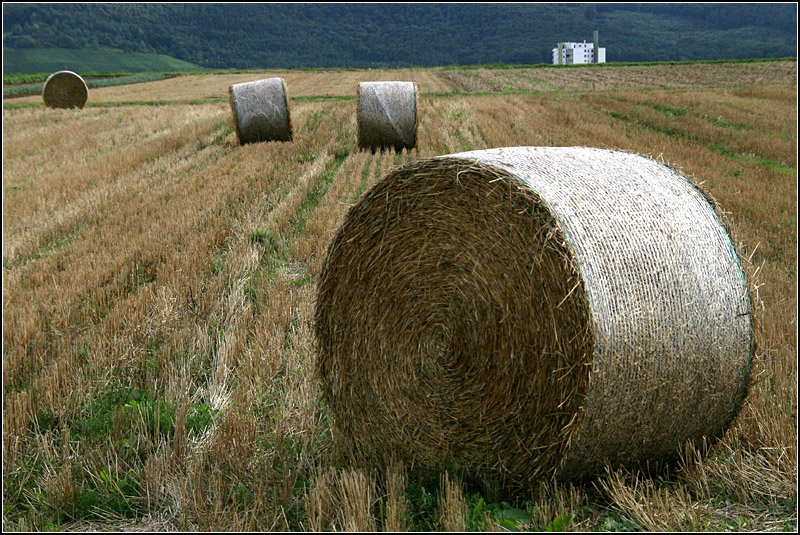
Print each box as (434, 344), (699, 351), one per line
(2, 47), (201, 75)
(2, 4), (797, 72)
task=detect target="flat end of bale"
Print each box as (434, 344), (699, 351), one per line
(315, 156), (593, 491)
(42, 70), (88, 109)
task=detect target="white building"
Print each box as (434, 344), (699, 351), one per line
(552, 41), (606, 64)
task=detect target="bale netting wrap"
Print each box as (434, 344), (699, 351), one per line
(315, 146), (753, 489)
(357, 81), (418, 153)
(42, 70), (88, 109)
(229, 77), (292, 145)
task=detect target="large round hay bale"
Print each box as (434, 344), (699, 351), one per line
(357, 81), (418, 153)
(229, 77), (292, 145)
(315, 147), (753, 490)
(42, 70), (88, 109)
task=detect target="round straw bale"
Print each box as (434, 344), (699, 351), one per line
(315, 147), (753, 490)
(357, 81), (418, 153)
(42, 70), (88, 109)
(229, 77), (292, 144)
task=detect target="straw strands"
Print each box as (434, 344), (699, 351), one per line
(229, 77), (293, 144)
(357, 81), (418, 153)
(315, 146), (753, 490)
(42, 70), (88, 109)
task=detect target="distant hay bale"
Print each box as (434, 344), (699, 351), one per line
(315, 147), (753, 490)
(42, 71), (88, 109)
(229, 77), (292, 145)
(357, 81), (417, 153)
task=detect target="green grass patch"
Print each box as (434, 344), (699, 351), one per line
(5, 455), (148, 527)
(450, 105), (466, 121)
(297, 153), (317, 164)
(400, 469), (538, 532)
(125, 257), (158, 295)
(244, 228), (293, 306)
(599, 514), (641, 531)
(465, 495), (533, 531)
(453, 129), (471, 152)
(68, 386), (215, 443)
(404, 478), (441, 531)
(245, 230), (292, 307)
(643, 101), (688, 117)
(3, 224), (83, 271)
(544, 512), (574, 531)
(203, 121), (234, 147)
(34, 224), (82, 258)
(705, 114), (748, 131)
(70, 465), (146, 521)
(249, 229), (269, 245)
(303, 108), (330, 133)
(289, 273), (313, 287)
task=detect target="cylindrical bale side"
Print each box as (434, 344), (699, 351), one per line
(229, 77), (292, 145)
(357, 81), (418, 153)
(42, 70), (88, 109)
(315, 146), (753, 491)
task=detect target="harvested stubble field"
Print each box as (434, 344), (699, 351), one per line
(2, 60), (797, 531)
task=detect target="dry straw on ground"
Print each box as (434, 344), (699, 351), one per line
(356, 81), (418, 153)
(42, 70), (88, 109)
(228, 77), (292, 144)
(315, 146), (753, 492)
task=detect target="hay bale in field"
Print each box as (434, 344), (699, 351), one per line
(229, 77), (292, 144)
(42, 70), (88, 109)
(357, 81), (417, 153)
(315, 146), (753, 490)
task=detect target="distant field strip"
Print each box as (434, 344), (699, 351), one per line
(5, 60), (795, 107)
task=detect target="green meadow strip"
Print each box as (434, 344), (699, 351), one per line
(3, 85), (43, 98)
(601, 108), (796, 176)
(353, 154), (373, 201)
(89, 98), (227, 107)
(706, 144), (797, 175)
(243, 150), (350, 308)
(641, 101), (688, 117)
(2, 101), (42, 110)
(3, 224), (83, 271)
(288, 152), (349, 236)
(290, 95), (355, 103)
(3, 72), (171, 98)
(3, 98), (227, 109)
